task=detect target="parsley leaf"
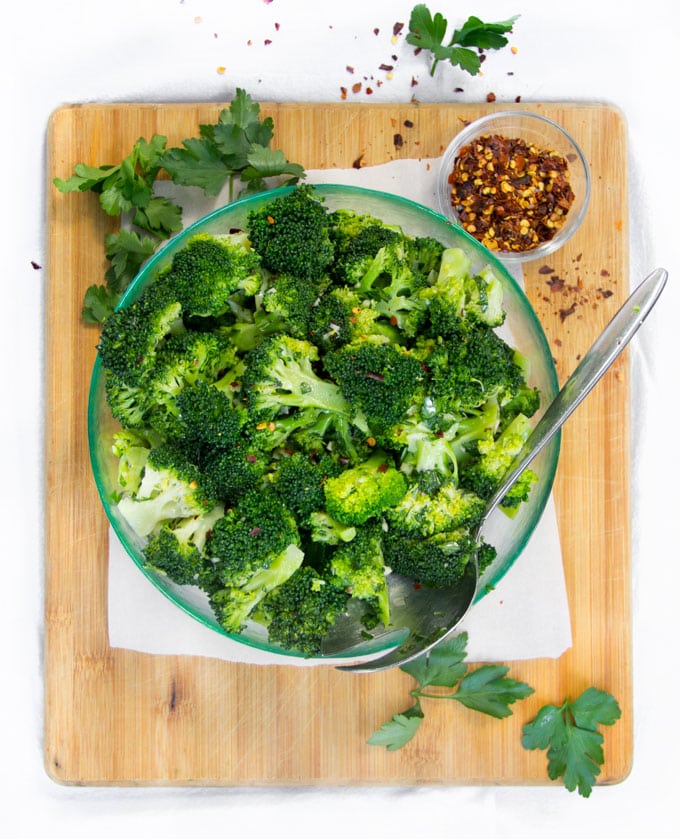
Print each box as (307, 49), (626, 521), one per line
(53, 88), (306, 323)
(452, 664), (534, 718)
(521, 687), (622, 797)
(367, 703), (424, 750)
(406, 4), (518, 77)
(368, 632), (533, 749)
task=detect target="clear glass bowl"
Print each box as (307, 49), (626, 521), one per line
(88, 184), (560, 661)
(436, 111), (590, 266)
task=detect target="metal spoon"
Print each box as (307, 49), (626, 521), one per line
(327, 267), (668, 673)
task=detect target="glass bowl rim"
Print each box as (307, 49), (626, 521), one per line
(88, 182), (561, 660)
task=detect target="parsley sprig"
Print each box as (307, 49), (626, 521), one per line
(368, 632), (534, 750)
(54, 89), (305, 323)
(522, 687), (622, 797)
(368, 633), (621, 796)
(406, 4), (518, 77)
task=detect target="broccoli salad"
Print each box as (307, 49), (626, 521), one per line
(98, 184), (540, 657)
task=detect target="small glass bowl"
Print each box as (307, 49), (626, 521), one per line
(436, 111), (591, 266)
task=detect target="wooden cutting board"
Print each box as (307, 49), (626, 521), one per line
(44, 101), (632, 786)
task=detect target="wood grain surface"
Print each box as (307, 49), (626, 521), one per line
(44, 101), (631, 786)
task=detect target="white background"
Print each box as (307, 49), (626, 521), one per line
(4, 1), (679, 836)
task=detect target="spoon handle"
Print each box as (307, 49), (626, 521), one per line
(483, 267), (668, 520)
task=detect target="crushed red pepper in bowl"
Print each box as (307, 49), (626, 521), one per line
(437, 111), (590, 264)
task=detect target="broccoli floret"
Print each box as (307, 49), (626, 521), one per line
(323, 450), (407, 526)
(157, 231), (262, 319)
(461, 413), (538, 515)
(423, 321), (528, 416)
(418, 248), (505, 329)
(272, 450), (343, 520)
(203, 445), (270, 505)
(330, 523), (390, 627)
(206, 490), (304, 632)
(143, 505), (225, 586)
(147, 331), (240, 435)
(382, 526), (480, 589)
(323, 341), (426, 432)
(111, 428), (155, 493)
(252, 565), (349, 657)
(260, 272), (327, 338)
(247, 185), (334, 280)
(116, 442), (220, 539)
(386, 478), (486, 538)
(97, 283), (183, 387)
(412, 236), (446, 278)
(308, 511), (357, 544)
(332, 219), (404, 288)
(241, 333), (356, 429)
(174, 380), (246, 449)
(308, 286), (397, 351)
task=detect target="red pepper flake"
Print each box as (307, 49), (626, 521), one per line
(364, 372), (385, 381)
(600, 269), (610, 277)
(352, 82), (362, 94)
(454, 86), (464, 93)
(266, 215), (275, 224)
(599, 288), (614, 298)
(275, 22), (280, 31)
(377, 463), (388, 473)
(411, 76), (418, 87)
(547, 276), (565, 292)
(559, 303), (577, 321)
(264, 39), (272, 46)
(538, 264), (554, 274)
(379, 63), (394, 71)
(246, 454), (258, 463)
(393, 21), (404, 36)
(340, 86), (348, 100)
(352, 154), (365, 169)
(249, 527), (263, 537)
(346, 65), (354, 74)
(404, 119), (414, 128)
(366, 86), (374, 95)
(393, 133), (404, 149)
(31, 260), (42, 270)
(486, 92), (496, 102)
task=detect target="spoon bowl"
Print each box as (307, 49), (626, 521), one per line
(333, 267), (668, 672)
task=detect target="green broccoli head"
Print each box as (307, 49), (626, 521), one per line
(322, 450), (407, 526)
(386, 478), (486, 538)
(323, 341), (426, 432)
(382, 526), (481, 589)
(308, 286), (397, 352)
(308, 511), (357, 545)
(423, 321), (528, 416)
(97, 283), (183, 387)
(272, 450), (343, 520)
(252, 565), (350, 657)
(241, 333), (353, 422)
(247, 185), (335, 280)
(158, 231), (262, 318)
(142, 505), (225, 586)
(418, 248), (505, 329)
(330, 522), (390, 628)
(461, 412), (538, 515)
(206, 490), (304, 632)
(116, 442), (220, 538)
(259, 272), (327, 339)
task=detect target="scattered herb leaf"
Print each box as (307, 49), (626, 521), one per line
(368, 632), (533, 751)
(406, 4), (518, 77)
(521, 687), (622, 797)
(53, 88), (305, 323)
